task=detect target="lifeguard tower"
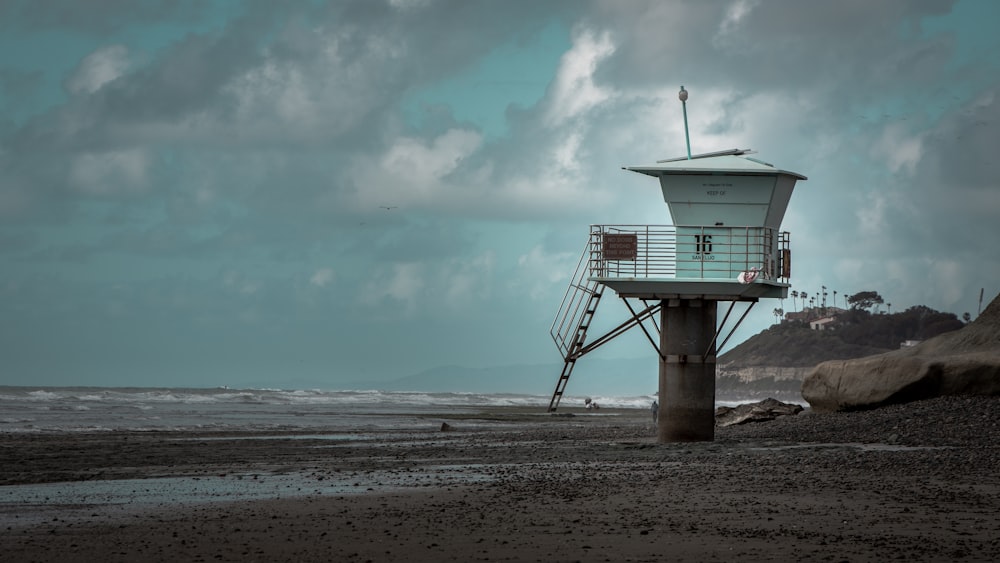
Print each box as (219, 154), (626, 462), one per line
(548, 87), (806, 442)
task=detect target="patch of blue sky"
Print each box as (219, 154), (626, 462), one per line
(401, 21), (569, 139)
(847, 1), (997, 132)
(20, 201), (238, 282)
(0, 30), (93, 123)
(915, 0), (1000, 110)
(0, 1), (244, 125)
(471, 220), (553, 265)
(919, 0), (1000, 70)
(112, 0), (247, 60)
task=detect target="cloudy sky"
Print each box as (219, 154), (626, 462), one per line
(1, 0), (998, 389)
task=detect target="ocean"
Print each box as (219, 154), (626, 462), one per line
(1, 386), (664, 526)
(0, 386), (666, 434)
(0, 386), (794, 528)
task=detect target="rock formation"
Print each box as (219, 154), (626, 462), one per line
(715, 398), (803, 427)
(716, 365), (813, 384)
(802, 293), (1000, 412)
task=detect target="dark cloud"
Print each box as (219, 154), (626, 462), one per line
(0, 229), (37, 255)
(1, 0), (998, 386)
(592, 0), (958, 115)
(0, 0), (210, 34)
(901, 89), (1000, 250)
(0, 67), (44, 106)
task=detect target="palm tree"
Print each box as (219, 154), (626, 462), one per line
(801, 292), (808, 311)
(833, 290), (838, 310)
(887, 303), (892, 315)
(791, 290), (799, 312)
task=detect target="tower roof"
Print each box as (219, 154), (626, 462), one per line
(624, 149), (807, 180)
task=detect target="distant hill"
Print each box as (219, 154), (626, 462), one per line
(717, 305), (966, 397)
(802, 292), (1000, 411)
(721, 305), (965, 368)
(719, 322), (890, 369)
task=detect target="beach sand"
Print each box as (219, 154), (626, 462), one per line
(2, 395), (999, 562)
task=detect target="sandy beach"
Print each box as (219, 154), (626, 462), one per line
(3, 395), (999, 562)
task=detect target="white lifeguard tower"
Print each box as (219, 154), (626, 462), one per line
(548, 88), (806, 442)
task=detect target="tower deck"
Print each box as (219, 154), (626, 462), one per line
(585, 224), (791, 301)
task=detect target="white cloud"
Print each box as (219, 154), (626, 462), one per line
(714, 0), (760, 47)
(513, 245), (578, 302)
(389, 0), (432, 9)
(228, 59), (315, 125)
(551, 130), (583, 173)
(68, 148), (150, 196)
(222, 270), (261, 297)
(544, 27), (616, 126)
(0, 177), (31, 218)
(856, 257), (966, 312)
(442, 252), (495, 307)
(67, 45), (130, 94)
(874, 124), (923, 175)
(855, 191), (887, 239)
(360, 262), (426, 315)
(929, 259), (967, 307)
(351, 128), (482, 210)
(381, 129), (480, 186)
(831, 258), (865, 286)
(310, 268), (335, 287)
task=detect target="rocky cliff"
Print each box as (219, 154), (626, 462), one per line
(717, 365), (813, 382)
(716, 320), (889, 397)
(802, 293), (1000, 412)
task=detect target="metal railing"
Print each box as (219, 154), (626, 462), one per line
(549, 243), (602, 359)
(550, 224), (790, 360)
(587, 224), (790, 283)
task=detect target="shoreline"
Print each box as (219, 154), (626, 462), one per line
(3, 395), (999, 561)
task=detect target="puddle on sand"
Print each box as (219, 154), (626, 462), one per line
(749, 442), (952, 452)
(171, 432), (423, 442)
(0, 463), (496, 529)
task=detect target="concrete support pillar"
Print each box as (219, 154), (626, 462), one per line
(657, 298), (717, 442)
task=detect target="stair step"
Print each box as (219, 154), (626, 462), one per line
(549, 262), (604, 411)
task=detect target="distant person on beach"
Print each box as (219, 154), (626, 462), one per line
(651, 400), (658, 424)
(585, 398), (599, 410)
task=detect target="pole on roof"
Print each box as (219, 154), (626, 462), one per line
(679, 86), (691, 160)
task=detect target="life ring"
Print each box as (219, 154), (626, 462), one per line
(738, 267), (759, 284)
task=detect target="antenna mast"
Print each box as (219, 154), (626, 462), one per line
(679, 86), (691, 160)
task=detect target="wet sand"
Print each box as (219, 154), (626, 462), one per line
(3, 395), (999, 562)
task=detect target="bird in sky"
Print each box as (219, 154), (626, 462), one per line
(379, 206), (398, 211)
